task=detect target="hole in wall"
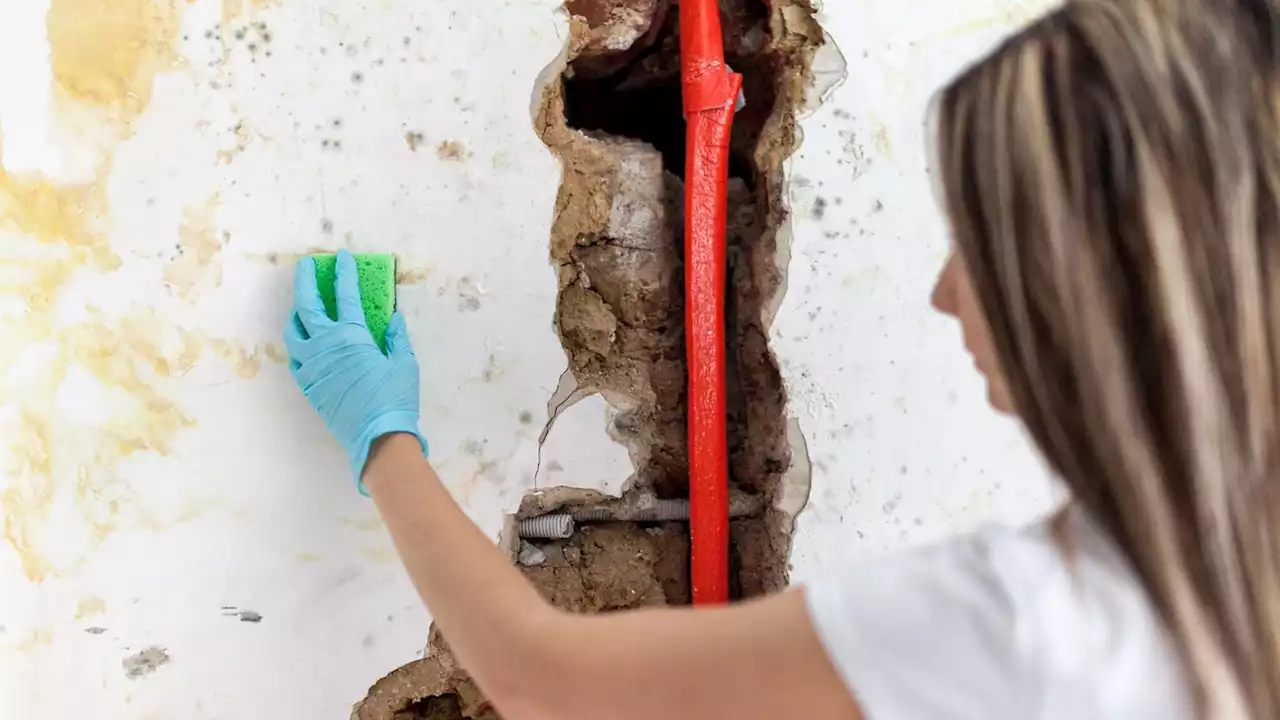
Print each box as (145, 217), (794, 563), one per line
(561, 0), (780, 186)
(353, 655), (497, 720)
(395, 694), (463, 720)
(522, 521), (692, 608)
(356, 0), (827, 713)
(536, 0), (824, 608)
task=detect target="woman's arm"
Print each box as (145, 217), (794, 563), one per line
(284, 252), (860, 720)
(365, 432), (862, 720)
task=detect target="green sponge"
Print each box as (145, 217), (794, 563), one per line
(312, 253), (397, 353)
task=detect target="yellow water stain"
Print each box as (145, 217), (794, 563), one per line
(221, 0), (245, 28)
(16, 628), (54, 651)
(64, 317), (197, 449)
(262, 343), (288, 364)
(396, 266), (433, 285)
(73, 465), (127, 553)
(119, 312), (205, 378)
(0, 0), (225, 583)
(1, 309), (203, 581)
(220, 0), (279, 29)
(2, 410), (60, 582)
(295, 552), (322, 563)
(75, 596), (106, 619)
(163, 194), (224, 300)
(210, 339), (262, 378)
(871, 125), (893, 158)
(47, 0), (183, 126)
(0, 168), (113, 253)
(0, 252), (95, 319)
(215, 120), (267, 165)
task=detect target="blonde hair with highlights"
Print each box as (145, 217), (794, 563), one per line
(935, 0), (1280, 716)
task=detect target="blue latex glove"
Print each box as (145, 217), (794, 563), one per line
(284, 250), (427, 495)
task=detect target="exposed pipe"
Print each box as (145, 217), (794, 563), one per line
(518, 514), (575, 540)
(516, 496), (764, 540)
(680, 0), (742, 605)
(570, 499), (696, 523)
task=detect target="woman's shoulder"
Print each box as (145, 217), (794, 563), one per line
(804, 509), (1194, 719)
(990, 510), (1193, 717)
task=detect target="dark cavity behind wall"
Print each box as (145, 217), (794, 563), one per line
(563, 0), (778, 186)
(556, 0), (812, 597)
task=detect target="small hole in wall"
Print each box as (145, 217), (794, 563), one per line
(395, 693), (465, 719)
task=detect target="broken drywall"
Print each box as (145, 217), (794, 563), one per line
(353, 1), (829, 712)
(352, 521), (689, 719)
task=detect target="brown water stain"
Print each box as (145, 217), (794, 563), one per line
(436, 140), (468, 162)
(395, 265), (433, 285)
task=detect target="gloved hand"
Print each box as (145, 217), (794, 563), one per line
(284, 249), (427, 495)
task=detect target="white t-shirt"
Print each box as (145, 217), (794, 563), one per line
(805, 511), (1194, 719)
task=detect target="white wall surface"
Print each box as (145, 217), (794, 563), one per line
(0, 0), (1059, 717)
(780, 0), (1063, 578)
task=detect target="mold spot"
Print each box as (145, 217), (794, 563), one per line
(122, 646), (170, 680)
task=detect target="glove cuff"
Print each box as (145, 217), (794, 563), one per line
(350, 413), (429, 497)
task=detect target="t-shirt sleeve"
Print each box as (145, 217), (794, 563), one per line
(804, 528), (1041, 719)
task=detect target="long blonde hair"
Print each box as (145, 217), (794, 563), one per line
(934, 0), (1280, 716)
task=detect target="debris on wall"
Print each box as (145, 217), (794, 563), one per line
(353, 1), (826, 715)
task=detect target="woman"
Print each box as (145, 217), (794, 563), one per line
(284, 0), (1280, 717)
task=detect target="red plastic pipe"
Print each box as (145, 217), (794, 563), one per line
(680, 0), (742, 606)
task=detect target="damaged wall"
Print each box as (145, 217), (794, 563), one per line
(0, 0), (1058, 718)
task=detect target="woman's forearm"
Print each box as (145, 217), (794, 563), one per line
(361, 433), (860, 720)
(285, 254), (858, 720)
(362, 433), (559, 710)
